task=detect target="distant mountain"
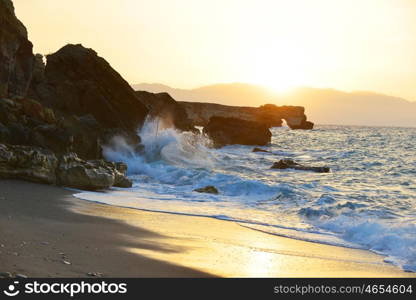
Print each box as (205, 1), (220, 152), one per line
(133, 83), (277, 107)
(132, 83), (416, 127)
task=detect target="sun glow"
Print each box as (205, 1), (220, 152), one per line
(13, 0), (416, 102)
(240, 39), (306, 93)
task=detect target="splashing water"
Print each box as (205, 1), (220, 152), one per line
(75, 119), (416, 272)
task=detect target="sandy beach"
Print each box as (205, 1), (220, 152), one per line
(0, 179), (414, 278)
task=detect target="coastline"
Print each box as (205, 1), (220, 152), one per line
(0, 179), (414, 278)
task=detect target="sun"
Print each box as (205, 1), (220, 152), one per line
(242, 39), (306, 93)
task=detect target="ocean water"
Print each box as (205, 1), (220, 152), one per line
(74, 119), (416, 272)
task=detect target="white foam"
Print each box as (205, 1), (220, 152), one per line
(73, 122), (416, 273)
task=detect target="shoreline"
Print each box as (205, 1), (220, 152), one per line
(1, 179), (414, 278)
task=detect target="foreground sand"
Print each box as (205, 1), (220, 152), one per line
(0, 180), (414, 278)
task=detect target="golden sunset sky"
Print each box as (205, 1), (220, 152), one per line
(13, 0), (416, 101)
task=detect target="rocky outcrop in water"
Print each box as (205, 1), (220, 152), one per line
(252, 147), (271, 153)
(194, 185), (219, 194)
(285, 118), (314, 130)
(135, 91), (196, 132)
(203, 116), (271, 147)
(180, 102), (313, 129)
(271, 158), (330, 173)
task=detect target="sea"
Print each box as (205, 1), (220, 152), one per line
(74, 118), (416, 272)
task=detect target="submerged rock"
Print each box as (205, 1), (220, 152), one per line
(203, 116), (271, 147)
(252, 147), (270, 153)
(194, 185), (219, 194)
(271, 158), (330, 173)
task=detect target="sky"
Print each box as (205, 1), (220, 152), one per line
(13, 0), (416, 102)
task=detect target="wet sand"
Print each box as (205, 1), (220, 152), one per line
(0, 180), (414, 278)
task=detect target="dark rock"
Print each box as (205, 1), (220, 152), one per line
(60, 115), (102, 160)
(135, 91), (196, 132)
(0, 272), (12, 278)
(57, 153), (114, 190)
(0, 4), (139, 189)
(30, 124), (72, 154)
(0, 143), (58, 184)
(194, 185), (219, 194)
(87, 272), (103, 277)
(287, 119), (314, 130)
(14, 98), (56, 124)
(102, 128), (141, 150)
(34, 44), (149, 132)
(180, 102), (311, 129)
(0, 98), (24, 127)
(203, 116), (271, 147)
(271, 158), (330, 173)
(113, 162), (132, 188)
(0, 0), (35, 98)
(252, 147), (270, 153)
(56, 153), (132, 190)
(0, 122), (10, 143)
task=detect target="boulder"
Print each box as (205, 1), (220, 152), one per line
(252, 147), (270, 153)
(33, 44), (149, 132)
(203, 116), (271, 147)
(271, 158), (329, 173)
(56, 153), (132, 190)
(287, 119), (314, 130)
(135, 91), (196, 132)
(0, 144), (58, 184)
(194, 185), (219, 194)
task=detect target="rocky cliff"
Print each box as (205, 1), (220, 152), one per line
(135, 91), (195, 132)
(0, 0), (34, 98)
(180, 102), (314, 129)
(31, 44), (148, 132)
(0, 0), (144, 189)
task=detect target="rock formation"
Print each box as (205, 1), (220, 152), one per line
(31, 44), (148, 132)
(203, 116), (272, 147)
(0, 143), (132, 190)
(0, 143), (58, 184)
(180, 102), (314, 129)
(252, 147), (271, 153)
(57, 153), (132, 190)
(0, 0), (142, 190)
(135, 91), (196, 132)
(194, 185), (219, 194)
(271, 158), (330, 173)
(0, 0), (34, 99)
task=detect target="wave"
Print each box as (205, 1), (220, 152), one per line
(73, 120), (416, 273)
